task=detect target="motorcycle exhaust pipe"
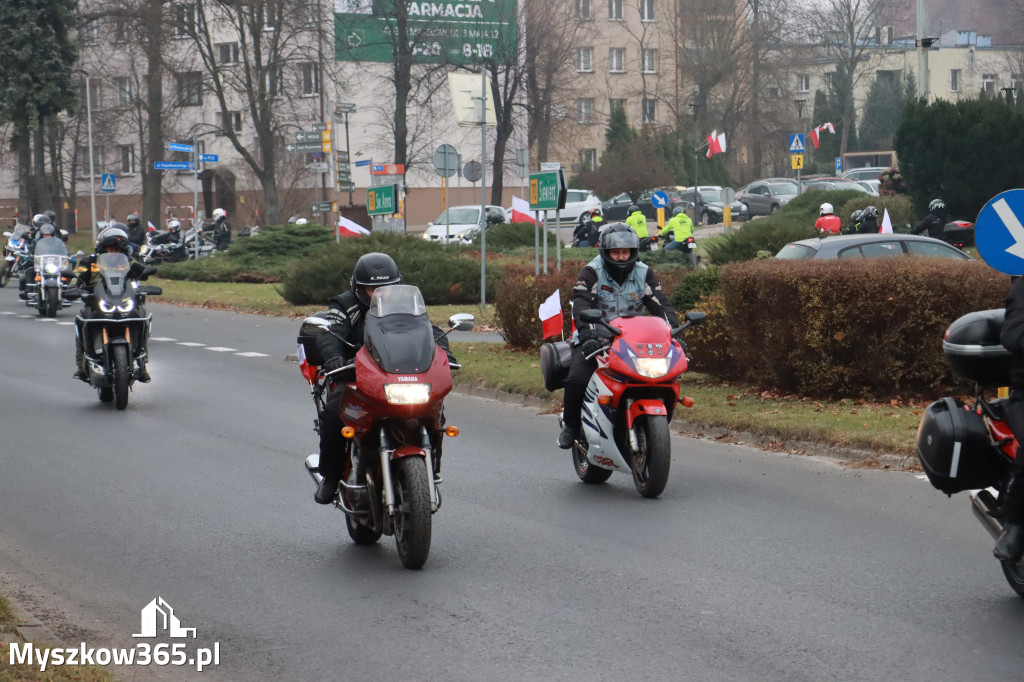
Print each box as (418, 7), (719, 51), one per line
(304, 454), (322, 486)
(970, 489), (1003, 541)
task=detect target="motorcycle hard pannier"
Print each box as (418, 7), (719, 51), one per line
(916, 397), (1008, 495)
(540, 340), (573, 391)
(297, 312), (330, 366)
(942, 309), (1012, 388)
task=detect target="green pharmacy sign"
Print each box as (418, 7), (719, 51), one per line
(335, 0), (518, 64)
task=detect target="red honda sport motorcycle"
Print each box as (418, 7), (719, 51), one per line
(298, 285), (474, 569)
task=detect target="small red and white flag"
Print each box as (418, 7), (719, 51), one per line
(706, 130), (727, 158)
(539, 289), (562, 340)
(511, 195), (538, 224)
(337, 215), (370, 238)
(809, 122), (836, 149)
(148, 221), (157, 231)
(879, 207), (893, 234)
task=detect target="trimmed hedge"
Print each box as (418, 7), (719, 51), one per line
(494, 262), (589, 348)
(467, 222), (546, 252)
(690, 258), (1007, 398)
(279, 232), (502, 305)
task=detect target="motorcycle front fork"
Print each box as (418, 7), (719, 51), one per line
(378, 426), (440, 516)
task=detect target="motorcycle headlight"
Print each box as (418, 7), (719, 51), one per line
(633, 357), (670, 378)
(98, 298), (135, 314)
(384, 383), (431, 405)
(43, 261), (60, 274)
(98, 299), (117, 313)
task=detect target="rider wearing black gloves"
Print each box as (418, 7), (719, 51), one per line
(557, 223), (680, 449)
(912, 199), (949, 238)
(314, 252), (458, 504)
(73, 226), (151, 383)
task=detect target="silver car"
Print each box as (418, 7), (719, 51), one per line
(737, 179), (799, 216)
(775, 234), (971, 260)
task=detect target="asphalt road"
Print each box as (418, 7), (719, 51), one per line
(1, 290), (1023, 681)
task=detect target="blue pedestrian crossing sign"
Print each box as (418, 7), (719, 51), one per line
(651, 190), (669, 208)
(788, 134), (805, 153)
(100, 173), (116, 193)
(976, 189), (1024, 275)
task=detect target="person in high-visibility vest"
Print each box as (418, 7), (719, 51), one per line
(625, 204), (649, 239)
(663, 207), (693, 250)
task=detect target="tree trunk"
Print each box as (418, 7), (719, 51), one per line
(15, 117), (31, 220)
(46, 115), (64, 230)
(142, 0), (165, 226)
(33, 116), (48, 214)
(260, 137), (279, 224)
(392, 1), (411, 167)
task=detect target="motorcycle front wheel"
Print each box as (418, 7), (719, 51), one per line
(1001, 560), (1024, 597)
(632, 415), (671, 498)
(112, 345), (131, 410)
(392, 457), (432, 569)
(0, 260), (9, 287)
(572, 435), (612, 484)
(44, 287), (59, 317)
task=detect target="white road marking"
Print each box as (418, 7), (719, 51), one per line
(18, 315), (33, 318)
(57, 321), (75, 326)
(177, 342), (206, 347)
(235, 351), (269, 358)
(0, 311), (15, 315)
(206, 346), (237, 352)
(150, 336), (177, 342)
(34, 318), (56, 323)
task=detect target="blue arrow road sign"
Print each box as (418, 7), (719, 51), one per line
(788, 134), (805, 153)
(976, 189), (1024, 275)
(154, 161), (192, 170)
(168, 142), (194, 153)
(100, 173), (116, 193)
(354, 159), (371, 167)
(199, 154), (218, 163)
(651, 190), (669, 208)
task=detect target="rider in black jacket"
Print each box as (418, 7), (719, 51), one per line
(995, 275), (1024, 562)
(911, 199), (949, 238)
(313, 252), (457, 504)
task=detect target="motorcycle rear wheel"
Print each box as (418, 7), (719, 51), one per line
(392, 457), (432, 569)
(1001, 560), (1024, 597)
(112, 345), (130, 410)
(0, 261), (9, 287)
(572, 435), (613, 484)
(632, 415), (671, 498)
(345, 514), (383, 545)
(44, 287), (59, 317)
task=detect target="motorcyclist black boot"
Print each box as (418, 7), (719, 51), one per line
(314, 477), (340, 505)
(994, 523), (1024, 563)
(73, 339), (88, 381)
(557, 424), (579, 449)
(137, 362), (151, 383)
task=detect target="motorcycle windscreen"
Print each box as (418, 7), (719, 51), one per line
(96, 252), (131, 297)
(33, 237), (68, 256)
(364, 285), (435, 373)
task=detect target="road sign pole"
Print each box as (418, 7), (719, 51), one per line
(543, 210), (548, 274)
(85, 76), (98, 244)
(344, 112), (353, 207)
(193, 135), (200, 260)
(479, 68), (488, 310)
(105, 193), (109, 223)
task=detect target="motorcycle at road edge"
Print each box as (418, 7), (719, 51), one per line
(297, 284), (474, 569)
(542, 308), (706, 498)
(74, 253), (162, 410)
(23, 236), (82, 317)
(915, 308), (1024, 596)
(0, 225), (33, 288)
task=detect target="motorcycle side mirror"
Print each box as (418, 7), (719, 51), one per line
(301, 316), (332, 335)
(448, 313), (475, 332)
(73, 250), (84, 258)
(2, 232), (10, 237)
(684, 311), (707, 325)
(580, 309), (604, 324)
(141, 285), (162, 296)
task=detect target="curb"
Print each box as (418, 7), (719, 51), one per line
(3, 597), (64, 649)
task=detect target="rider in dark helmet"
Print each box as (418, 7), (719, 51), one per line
(556, 223), (680, 449)
(125, 212), (147, 251)
(17, 220), (63, 299)
(912, 198), (949, 238)
(858, 205), (880, 234)
(313, 252), (458, 504)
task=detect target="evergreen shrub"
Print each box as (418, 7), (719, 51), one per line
(466, 222), (544, 252)
(493, 261), (588, 349)
(669, 265), (721, 311)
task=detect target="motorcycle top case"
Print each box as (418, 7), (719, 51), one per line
(916, 397), (1008, 495)
(297, 312), (330, 366)
(942, 308), (1012, 388)
(540, 340), (573, 392)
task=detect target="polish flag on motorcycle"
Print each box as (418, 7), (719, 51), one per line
(705, 130), (726, 158)
(879, 207), (893, 234)
(148, 221), (157, 231)
(539, 289), (563, 339)
(511, 196), (538, 224)
(337, 215), (370, 238)
(809, 122), (835, 149)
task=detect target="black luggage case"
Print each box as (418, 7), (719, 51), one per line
(942, 309), (1012, 388)
(540, 341), (573, 391)
(916, 397), (1008, 494)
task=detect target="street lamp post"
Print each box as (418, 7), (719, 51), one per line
(794, 98), (806, 191)
(688, 99), (701, 224)
(84, 75), (99, 244)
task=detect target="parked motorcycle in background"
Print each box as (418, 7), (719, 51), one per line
(23, 236), (81, 317)
(541, 308), (706, 498)
(0, 224), (33, 288)
(138, 220), (188, 264)
(298, 285), (474, 569)
(663, 231), (700, 267)
(916, 308), (1024, 596)
(182, 225), (216, 259)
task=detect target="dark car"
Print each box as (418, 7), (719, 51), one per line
(737, 178), (799, 216)
(801, 177), (875, 195)
(775, 233), (972, 260)
(677, 186), (749, 225)
(601, 189), (684, 220)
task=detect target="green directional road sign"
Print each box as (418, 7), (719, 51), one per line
(367, 185), (398, 215)
(529, 170), (566, 211)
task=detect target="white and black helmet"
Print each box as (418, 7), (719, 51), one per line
(598, 222), (640, 277)
(351, 252), (402, 306)
(820, 202), (834, 216)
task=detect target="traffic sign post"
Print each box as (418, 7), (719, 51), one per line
(835, 157), (843, 173)
(168, 142), (194, 153)
(652, 190), (668, 231)
(100, 174), (116, 193)
(529, 169), (567, 273)
(367, 185), (398, 216)
(789, 133), (806, 189)
(976, 189), (1024, 275)
(792, 154), (804, 170)
(154, 161), (191, 170)
(312, 201), (333, 214)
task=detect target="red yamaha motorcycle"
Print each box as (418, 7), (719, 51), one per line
(542, 308), (706, 498)
(916, 308), (1024, 596)
(298, 285), (473, 569)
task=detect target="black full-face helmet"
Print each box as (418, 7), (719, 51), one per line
(44, 209), (57, 224)
(862, 205), (878, 220)
(598, 222), (640, 277)
(97, 226), (131, 254)
(126, 212), (140, 229)
(351, 252), (402, 306)
(929, 198), (948, 216)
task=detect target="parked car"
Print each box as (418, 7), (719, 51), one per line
(737, 178), (800, 216)
(858, 179), (881, 195)
(840, 166), (887, 183)
(775, 233), (972, 261)
(422, 205), (508, 244)
(801, 177), (876, 195)
(558, 189), (602, 223)
(676, 186), (749, 225)
(601, 189), (684, 220)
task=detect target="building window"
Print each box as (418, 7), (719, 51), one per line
(950, 69), (961, 92)
(876, 69), (898, 84)
(263, 1), (282, 29)
(78, 146), (103, 177)
(216, 110), (243, 133)
(300, 0), (319, 25)
(578, 47), (593, 72)
(578, 0), (591, 19)
(300, 63), (320, 96)
(609, 0), (622, 20)
(177, 71), (202, 106)
(118, 144), (135, 174)
(578, 98), (594, 124)
(1011, 73), (1021, 94)
(642, 98), (656, 123)
(875, 26), (893, 45)
(84, 79), (103, 110)
(217, 42), (239, 64)
(642, 48), (658, 73)
(266, 67), (284, 97)
(174, 3), (198, 36)
(609, 47), (625, 73)
(114, 19), (129, 41)
(581, 148), (596, 172)
(81, 23), (100, 45)
(796, 74), (809, 92)
(609, 98), (626, 114)
(641, 0), (655, 21)
(114, 76), (132, 106)
(983, 73), (996, 94)
(824, 71), (834, 92)
(767, 85), (779, 99)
